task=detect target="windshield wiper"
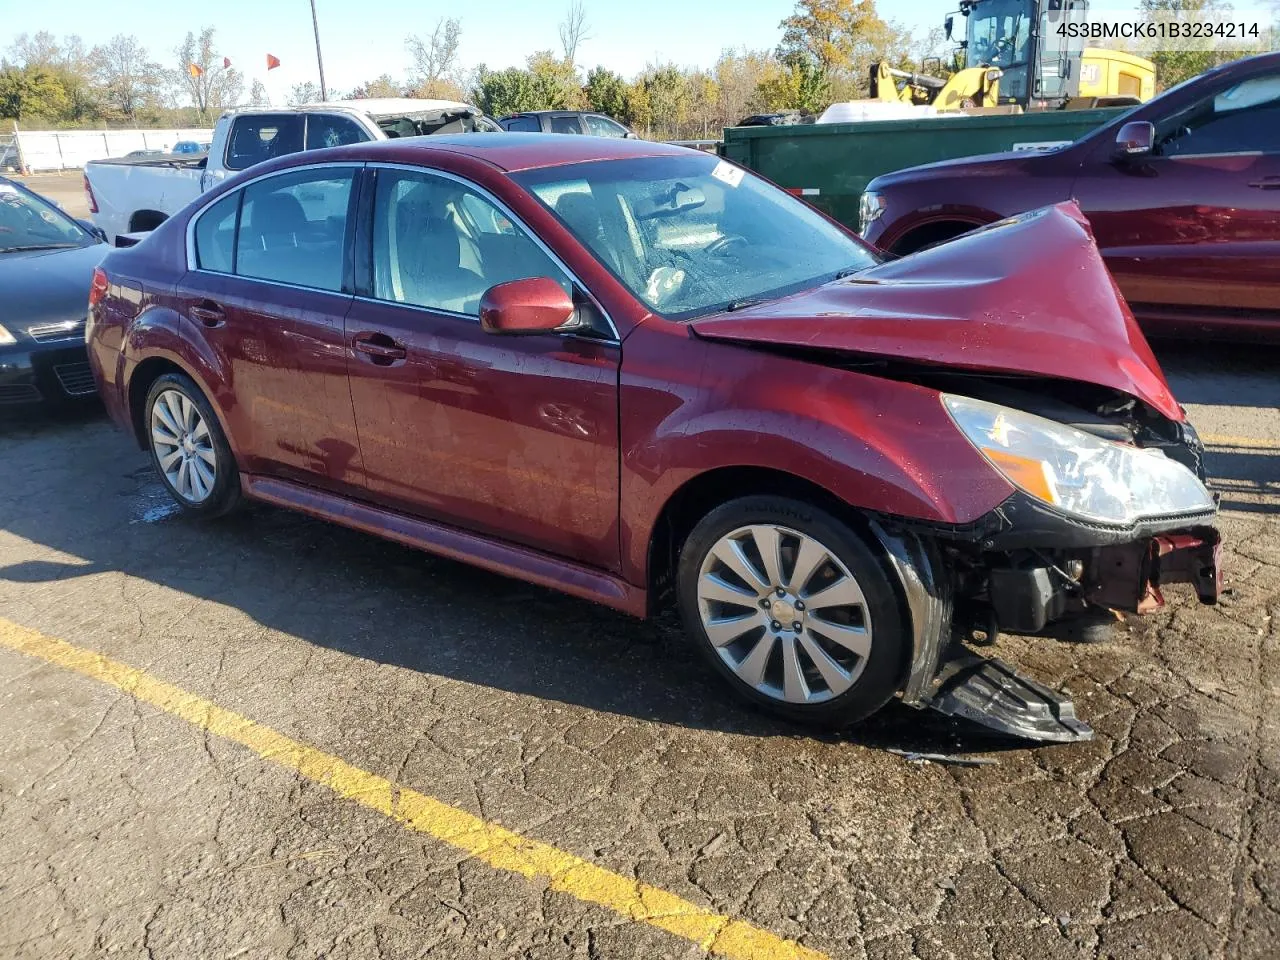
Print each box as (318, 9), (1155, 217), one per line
(1, 243), (82, 253)
(835, 266), (867, 279)
(724, 298), (765, 312)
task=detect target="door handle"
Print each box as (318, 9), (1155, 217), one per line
(1247, 176), (1280, 189)
(353, 333), (407, 364)
(190, 300), (225, 327)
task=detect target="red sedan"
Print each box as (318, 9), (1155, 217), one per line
(88, 134), (1220, 741)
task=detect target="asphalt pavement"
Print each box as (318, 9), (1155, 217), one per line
(1, 177), (1278, 959)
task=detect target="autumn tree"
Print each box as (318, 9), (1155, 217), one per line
(351, 74), (403, 99)
(406, 18), (464, 99)
(174, 27), (243, 122)
(92, 34), (163, 121)
(559, 1), (591, 65)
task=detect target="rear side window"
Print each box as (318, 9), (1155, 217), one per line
(194, 191), (239, 273)
(549, 114), (584, 135)
(225, 114), (304, 171)
(585, 115), (628, 138)
(305, 114), (370, 150)
(234, 167), (355, 291)
(502, 115), (541, 132)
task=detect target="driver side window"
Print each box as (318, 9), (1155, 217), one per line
(1158, 73), (1280, 157)
(370, 170), (571, 317)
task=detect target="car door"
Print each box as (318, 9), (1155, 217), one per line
(344, 166), (621, 569)
(179, 164), (365, 491)
(548, 114), (585, 135)
(1072, 69), (1280, 334)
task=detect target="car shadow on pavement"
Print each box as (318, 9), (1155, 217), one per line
(0, 408), (1034, 758)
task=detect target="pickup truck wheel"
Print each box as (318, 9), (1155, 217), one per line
(145, 373), (240, 517)
(677, 496), (908, 728)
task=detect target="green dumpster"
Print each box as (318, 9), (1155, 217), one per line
(720, 109), (1126, 230)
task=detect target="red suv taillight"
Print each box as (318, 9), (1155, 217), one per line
(89, 267), (109, 308)
(83, 173), (98, 214)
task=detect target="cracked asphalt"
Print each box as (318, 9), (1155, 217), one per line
(1, 322), (1278, 956)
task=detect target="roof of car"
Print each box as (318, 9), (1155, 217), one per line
(221, 98), (479, 121)
(504, 110), (599, 117)
(356, 132), (697, 172)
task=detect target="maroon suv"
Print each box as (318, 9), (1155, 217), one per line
(861, 52), (1280, 342)
(88, 134), (1220, 741)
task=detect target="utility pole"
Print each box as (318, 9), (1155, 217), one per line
(309, 0), (328, 101)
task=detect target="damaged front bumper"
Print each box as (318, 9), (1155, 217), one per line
(870, 495), (1221, 743)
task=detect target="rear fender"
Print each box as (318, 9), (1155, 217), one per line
(119, 305), (238, 457)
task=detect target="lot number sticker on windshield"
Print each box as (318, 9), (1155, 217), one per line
(711, 160), (744, 188)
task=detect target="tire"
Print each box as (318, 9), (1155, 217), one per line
(144, 372), (241, 517)
(676, 495), (909, 728)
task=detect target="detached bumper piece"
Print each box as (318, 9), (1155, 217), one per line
(871, 521), (1093, 742)
(928, 654), (1093, 743)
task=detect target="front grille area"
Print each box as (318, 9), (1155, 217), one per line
(0, 383), (42, 404)
(53, 362), (97, 397)
(26, 320), (86, 343)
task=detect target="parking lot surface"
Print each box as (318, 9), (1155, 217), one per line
(1, 332), (1278, 959)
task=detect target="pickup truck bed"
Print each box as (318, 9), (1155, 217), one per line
(84, 157), (205, 242)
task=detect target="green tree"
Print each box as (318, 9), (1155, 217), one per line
(638, 64), (689, 139)
(585, 66), (627, 119)
(1138, 0), (1252, 90)
(473, 65), (540, 116)
(527, 50), (584, 109)
(0, 66), (71, 122)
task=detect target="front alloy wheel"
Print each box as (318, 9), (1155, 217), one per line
(677, 496), (908, 727)
(697, 524), (872, 704)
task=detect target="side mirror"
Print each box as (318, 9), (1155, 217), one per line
(78, 219), (107, 243)
(945, 15), (954, 40)
(1114, 120), (1155, 159)
(479, 277), (576, 335)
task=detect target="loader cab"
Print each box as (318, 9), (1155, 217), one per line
(955, 0), (1088, 106)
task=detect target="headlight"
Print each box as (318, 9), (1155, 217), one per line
(0, 324), (15, 346)
(943, 394), (1214, 525)
(859, 191), (886, 235)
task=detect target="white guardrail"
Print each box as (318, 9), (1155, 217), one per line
(6, 127), (215, 172)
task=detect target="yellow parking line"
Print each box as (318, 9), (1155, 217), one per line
(1202, 434), (1277, 450)
(0, 617), (826, 960)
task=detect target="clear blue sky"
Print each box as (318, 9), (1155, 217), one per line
(2, 0), (955, 98)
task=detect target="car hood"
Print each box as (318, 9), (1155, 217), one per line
(867, 149), (1044, 189)
(690, 202), (1180, 421)
(0, 243), (106, 337)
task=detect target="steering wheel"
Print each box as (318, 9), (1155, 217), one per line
(706, 233), (749, 257)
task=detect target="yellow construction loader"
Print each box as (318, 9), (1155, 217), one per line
(871, 0), (1155, 112)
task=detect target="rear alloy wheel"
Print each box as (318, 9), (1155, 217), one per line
(145, 373), (240, 517)
(677, 496), (908, 727)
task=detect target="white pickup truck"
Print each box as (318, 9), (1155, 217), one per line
(84, 98), (500, 241)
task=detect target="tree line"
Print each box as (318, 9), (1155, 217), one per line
(2, 0), (1270, 137)
(0, 1), (945, 136)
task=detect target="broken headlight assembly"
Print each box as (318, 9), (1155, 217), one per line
(943, 394), (1215, 526)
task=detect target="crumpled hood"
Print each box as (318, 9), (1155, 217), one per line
(691, 202), (1181, 421)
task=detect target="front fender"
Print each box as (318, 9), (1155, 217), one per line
(618, 328), (1014, 585)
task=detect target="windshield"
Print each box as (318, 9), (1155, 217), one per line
(966, 0), (1032, 100)
(512, 154), (877, 320)
(0, 181), (92, 253)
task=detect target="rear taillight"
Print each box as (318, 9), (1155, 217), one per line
(83, 173), (98, 214)
(89, 267), (109, 308)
